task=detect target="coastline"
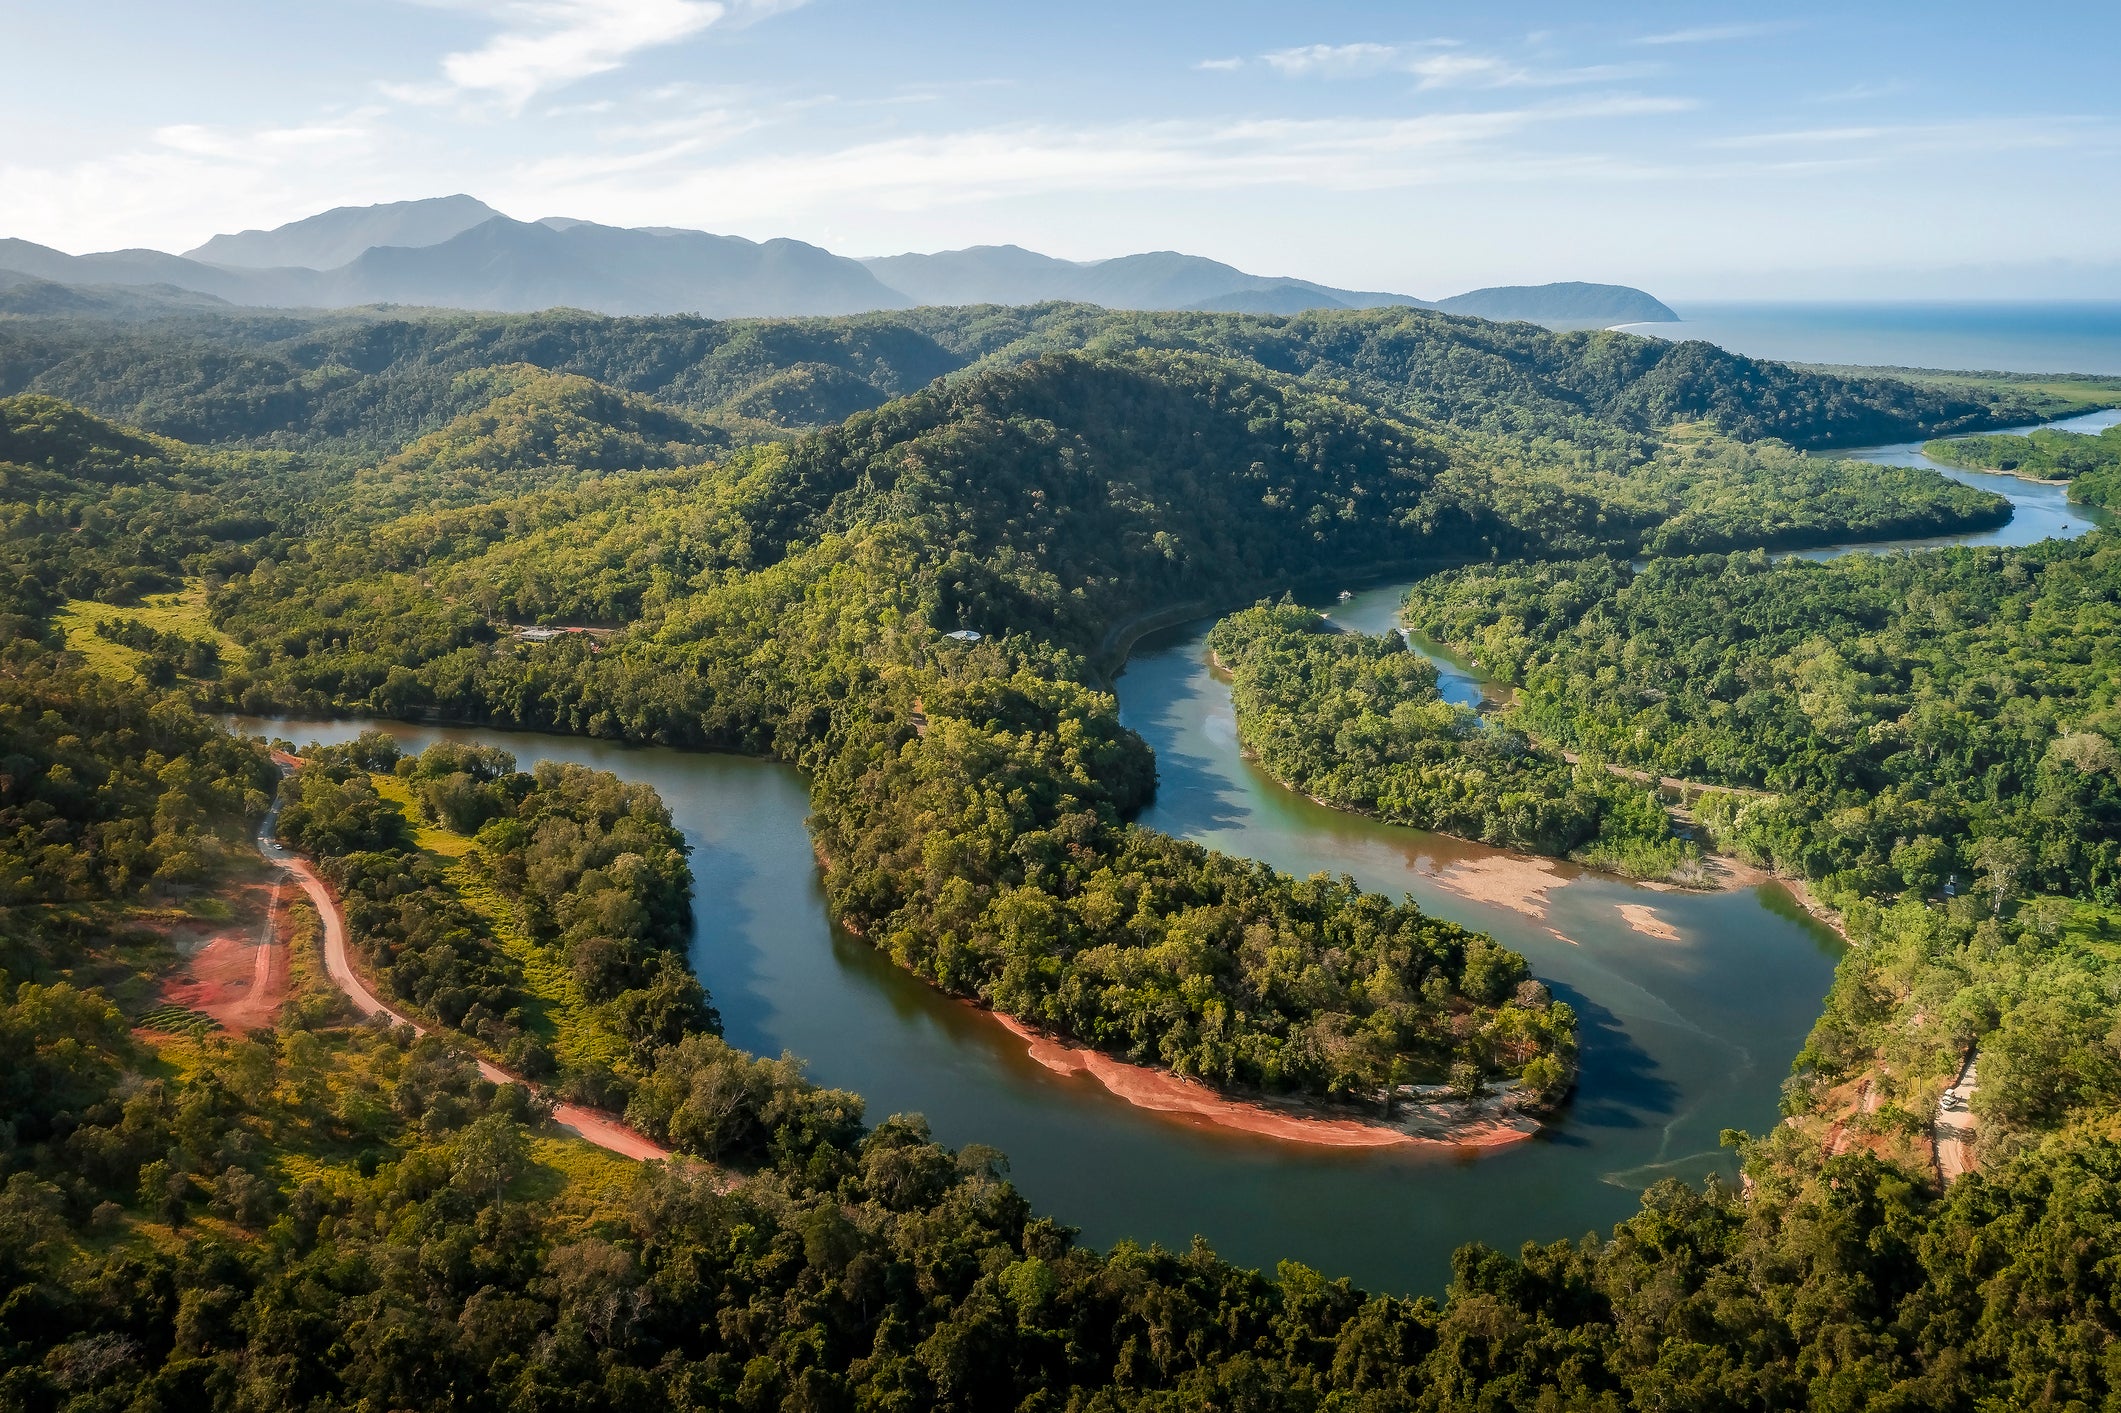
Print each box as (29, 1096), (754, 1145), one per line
(984, 1012), (1540, 1152)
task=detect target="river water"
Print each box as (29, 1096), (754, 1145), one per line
(232, 409), (2114, 1294)
(1786, 406), (2120, 561)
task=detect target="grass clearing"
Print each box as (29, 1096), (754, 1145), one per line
(369, 772), (475, 858)
(51, 578), (241, 682)
(365, 771), (630, 1074)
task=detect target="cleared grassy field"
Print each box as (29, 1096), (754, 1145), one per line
(368, 771), (631, 1075)
(52, 579), (241, 681)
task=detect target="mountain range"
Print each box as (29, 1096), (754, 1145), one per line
(0, 195), (1678, 326)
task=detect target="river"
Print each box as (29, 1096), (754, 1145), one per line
(240, 647), (1844, 1297)
(1784, 405), (2120, 560)
(231, 408), (2113, 1294)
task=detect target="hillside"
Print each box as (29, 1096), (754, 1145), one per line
(0, 394), (307, 615)
(1434, 281), (1679, 325)
(0, 302), (2033, 452)
(349, 364), (733, 513)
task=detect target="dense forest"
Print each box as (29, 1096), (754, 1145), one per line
(0, 300), (2039, 452)
(7, 299), (2121, 1407)
(1206, 602), (1693, 878)
(1404, 534), (2121, 1248)
(10, 632), (2121, 1410)
(1404, 538), (2121, 911)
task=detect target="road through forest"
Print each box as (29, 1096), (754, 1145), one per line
(258, 763), (672, 1162)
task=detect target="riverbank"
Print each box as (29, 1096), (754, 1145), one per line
(1095, 555), (1476, 683)
(986, 1013), (1541, 1151)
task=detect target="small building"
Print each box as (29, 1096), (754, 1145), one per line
(944, 629), (983, 643)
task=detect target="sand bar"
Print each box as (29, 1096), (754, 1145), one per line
(1428, 854), (1571, 919)
(1616, 904), (1682, 941)
(989, 1013), (1537, 1151)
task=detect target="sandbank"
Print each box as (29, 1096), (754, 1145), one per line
(1427, 853), (1571, 919)
(1616, 903), (1681, 941)
(989, 1013), (1538, 1152)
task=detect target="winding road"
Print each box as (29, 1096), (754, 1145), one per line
(259, 762), (671, 1162)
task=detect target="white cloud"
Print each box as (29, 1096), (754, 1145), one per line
(1635, 22), (1789, 45)
(1195, 57), (1244, 72)
(1259, 41), (1652, 89)
(153, 120), (374, 160)
(398, 0), (807, 111)
(498, 96), (1699, 229)
(1706, 117), (2112, 156)
(1406, 52), (1524, 89)
(1261, 42), (1409, 79)
(3, 115), (399, 252)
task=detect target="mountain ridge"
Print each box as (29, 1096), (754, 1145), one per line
(183, 195), (502, 269)
(4, 198), (1677, 326)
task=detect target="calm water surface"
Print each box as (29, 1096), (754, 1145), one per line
(1617, 301), (2121, 376)
(1786, 406), (2121, 560)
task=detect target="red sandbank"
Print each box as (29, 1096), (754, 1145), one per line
(988, 1014), (1537, 1152)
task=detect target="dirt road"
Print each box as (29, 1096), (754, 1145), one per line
(258, 782), (671, 1162)
(1934, 1052), (1979, 1183)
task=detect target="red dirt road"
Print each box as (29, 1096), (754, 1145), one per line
(260, 778), (671, 1163)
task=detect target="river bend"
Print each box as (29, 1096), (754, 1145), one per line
(228, 406), (2114, 1291)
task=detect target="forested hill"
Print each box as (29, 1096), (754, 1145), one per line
(0, 301), (2030, 453)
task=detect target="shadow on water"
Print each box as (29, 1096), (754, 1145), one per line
(1118, 622), (1255, 834)
(1548, 980), (1679, 1136)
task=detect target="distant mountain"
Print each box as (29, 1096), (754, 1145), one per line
(312, 216), (910, 317)
(0, 238), (288, 303)
(184, 195), (501, 270)
(1434, 282), (1678, 326)
(0, 271), (231, 320)
(861, 244), (1429, 314)
(0, 217), (909, 318)
(0, 200), (1678, 327)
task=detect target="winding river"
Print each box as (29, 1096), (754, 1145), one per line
(232, 405), (2117, 1294)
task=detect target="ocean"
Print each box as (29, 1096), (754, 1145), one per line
(1613, 301), (2121, 376)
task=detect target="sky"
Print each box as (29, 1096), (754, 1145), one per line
(6, 0), (2120, 299)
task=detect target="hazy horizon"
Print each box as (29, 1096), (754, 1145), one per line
(8, 1), (2119, 300)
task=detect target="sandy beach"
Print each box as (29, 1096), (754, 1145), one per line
(988, 1013), (1540, 1151)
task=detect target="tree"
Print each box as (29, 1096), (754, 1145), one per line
(452, 1111), (531, 1204)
